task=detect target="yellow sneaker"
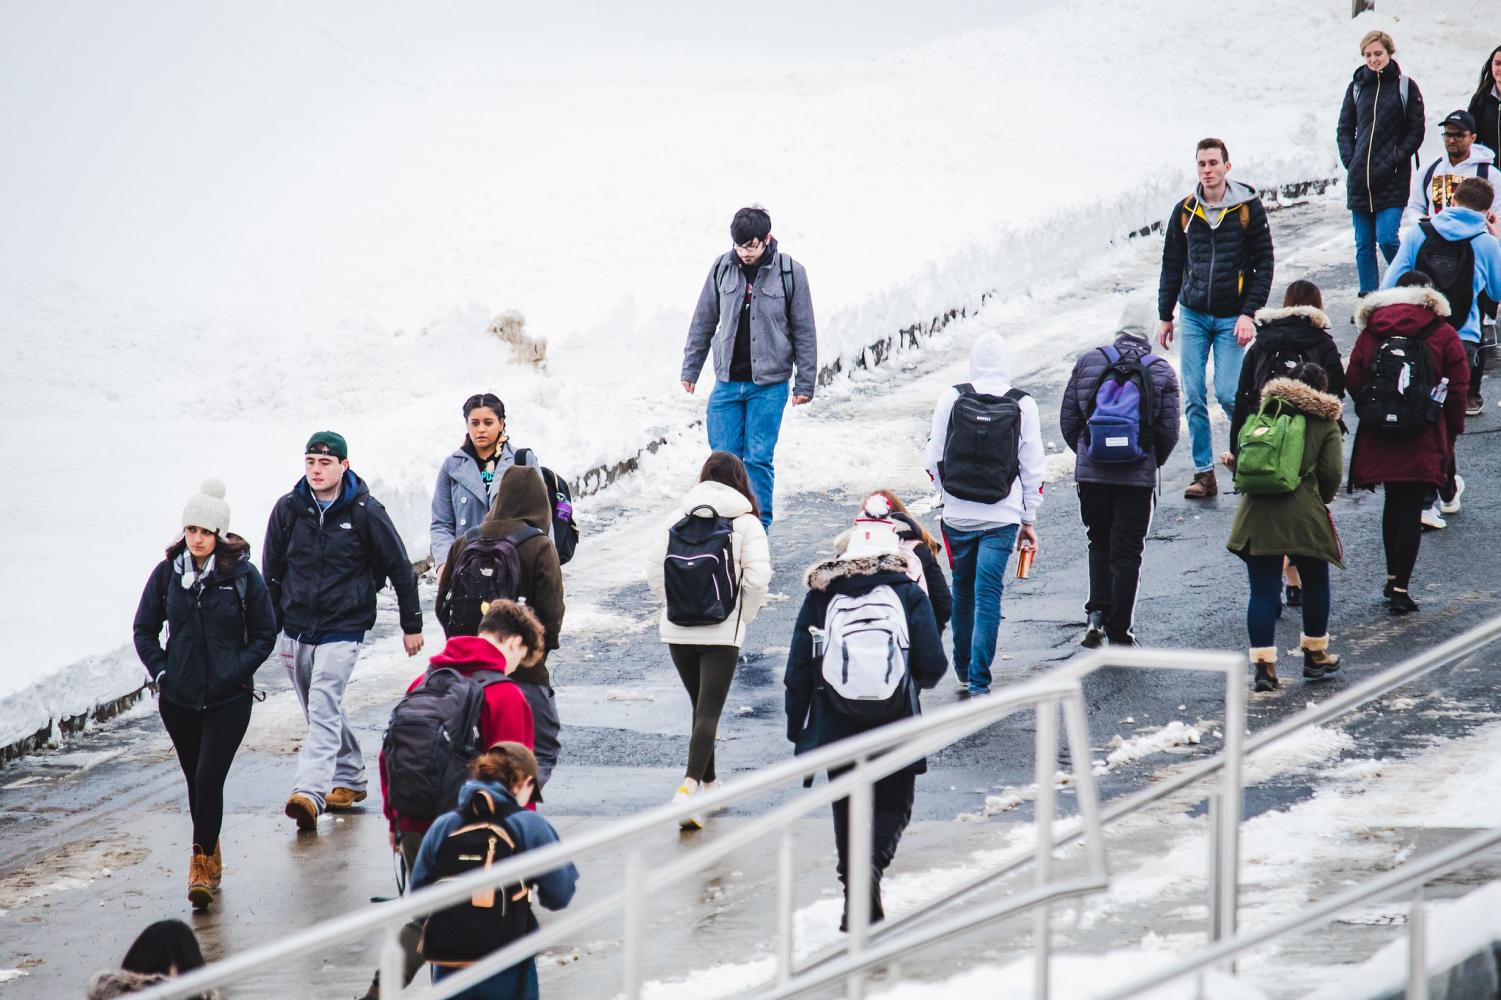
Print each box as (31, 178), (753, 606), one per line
(673, 785), (703, 831)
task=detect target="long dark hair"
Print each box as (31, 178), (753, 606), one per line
(698, 452), (760, 520)
(165, 533), (250, 575)
(122, 919), (206, 977)
(1476, 45), (1501, 103)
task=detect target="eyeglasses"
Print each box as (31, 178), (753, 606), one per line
(1443, 131), (1470, 140)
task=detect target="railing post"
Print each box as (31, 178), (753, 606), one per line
(1206, 790), (1222, 944)
(1034, 698), (1057, 1000)
(378, 922), (404, 999)
(776, 826), (796, 985)
(1061, 691), (1107, 880)
(1219, 663), (1246, 948)
(846, 760), (874, 1000)
(622, 850), (645, 999)
(1408, 884), (1428, 1000)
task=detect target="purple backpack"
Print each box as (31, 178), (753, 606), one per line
(1084, 346), (1159, 463)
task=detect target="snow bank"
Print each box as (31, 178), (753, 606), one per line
(1, 0), (1492, 745)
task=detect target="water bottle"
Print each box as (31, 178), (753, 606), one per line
(1429, 376), (1449, 422)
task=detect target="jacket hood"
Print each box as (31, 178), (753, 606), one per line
(86, 971), (187, 999)
(1114, 296), (1156, 338)
(1262, 378), (1343, 421)
(1253, 305), (1331, 331)
(293, 469), (366, 511)
(456, 778), (524, 811)
(487, 465), (551, 531)
(1195, 178), (1259, 211)
(969, 332), (1012, 385)
(1355, 285), (1451, 332)
(429, 635), (510, 674)
(682, 480), (754, 519)
(806, 552), (912, 591)
(1429, 207), (1492, 241)
(1449, 145), (1497, 168)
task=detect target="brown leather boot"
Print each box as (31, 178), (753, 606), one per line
(188, 846), (215, 910)
(1184, 471), (1218, 499)
(208, 841), (223, 890)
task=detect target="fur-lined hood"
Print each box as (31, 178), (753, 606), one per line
(1262, 378), (1343, 421)
(1253, 305), (1330, 330)
(87, 970), (219, 999)
(805, 553), (911, 592)
(1355, 286), (1451, 332)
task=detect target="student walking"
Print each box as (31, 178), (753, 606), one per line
(430, 393), (543, 573)
(924, 333), (1045, 696)
(784, 522), (946, 930)
(438, 465), (566, 790)
(1225, 365), (1345, 692)
(133, 480), (277, 909)
(1346, 282), (1469, 614)
(1158, 139), (1276, 498)
(1405, 111), (1499, 224)
(644, 452), (772, 829)
(1468, 45), (1501, 160)
(1059, 298), (1181, 647)
(680, 206), (818, 529)
(263, 432), (424, 832)
(852, 491), (952, 633)
(409, 743), (579, 1000)
(87, 920), (210, 999)
(1337, 29), (1426, 294)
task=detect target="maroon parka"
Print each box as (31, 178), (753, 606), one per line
(1345, 287), (1469, 489)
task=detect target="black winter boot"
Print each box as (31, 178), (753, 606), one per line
(1301, 634), (1342, 680)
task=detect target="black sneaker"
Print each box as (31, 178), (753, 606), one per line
(1285, 585), (1302, 608)
(1081, 611), (1105, 648)
(1107, 632), (1140, 647)
(1382, 579), (1395, 600)
(1389, 591), (1419, 615)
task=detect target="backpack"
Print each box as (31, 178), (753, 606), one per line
(821, 585), (912, 724)
(1083, 347), (1159, 463)
(663, 506), (740, 626)
(382, 667), (509, 825)
(938, 385), (1029, 503)
(1355, 321), (1441, 436)
(418, 789), (533, 965)
(1420, 160), (1491, 214)
(437, 527), (543, 638)
(1414, 221), (1478, 326)
(515, 450), (579, 566)
(1234, 396), (1307, 495)
(1250, 342), (1318, 398)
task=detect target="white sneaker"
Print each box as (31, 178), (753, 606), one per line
(673, 784), (703, 831)
(701, 779), (726, 815)
(1439, 476), (1465, 515)
(1420, 505), (1447, 530)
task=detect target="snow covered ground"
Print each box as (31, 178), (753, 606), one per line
(0, 2), (1492, 745)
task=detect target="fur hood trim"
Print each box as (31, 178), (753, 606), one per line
(1262, 378), (1343, 421)
(1253, 305), (1330, 330)
(1355, 286), (1451, 331)
(806, 553), (911, 591)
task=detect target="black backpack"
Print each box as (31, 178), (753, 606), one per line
(438, 527), (542, 638)
(418, 789), (533, 965)
(1415, 221), (1477, 326)
(515, 449), (579, 566)
(663, 506), (740, 626)
(1250, 343), (1318, 399)
(1356, 320), (1441, 436)
(382, 667), (508, 825)
(938, 385), (1029, 503)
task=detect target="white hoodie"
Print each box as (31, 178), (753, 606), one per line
(923, 333), (1045, 529)
(1405, 144), (1500, 224)
(644, 479), (772, 647)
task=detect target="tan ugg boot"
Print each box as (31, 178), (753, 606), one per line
(1301, 634), (1342, 681)
(188, 846), (215, 910)
(1250, 647), (1279, 692)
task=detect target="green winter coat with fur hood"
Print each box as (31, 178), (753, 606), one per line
(1227, 378), (1345, 568)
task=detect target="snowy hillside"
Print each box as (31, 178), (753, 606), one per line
(0, 0), (1492, 745)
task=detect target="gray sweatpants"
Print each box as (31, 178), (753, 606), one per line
(278, 634), (365, 810)
(515, 682), (561, 790)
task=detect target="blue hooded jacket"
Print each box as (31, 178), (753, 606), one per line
(1382, 208), (1501, 343)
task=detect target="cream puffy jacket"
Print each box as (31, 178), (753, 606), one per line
(645, 481), (772, 647)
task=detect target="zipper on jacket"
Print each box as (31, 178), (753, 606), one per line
(1365, 73), (1381, 213)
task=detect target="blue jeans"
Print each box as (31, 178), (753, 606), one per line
(1351, 207), (1403, 295)
(1178, 307), (1244, 473)
(943, 523), (1018, 694)
(1244, 554), (1329, 648)
(706, 379), (789, 528)
(432, 959), (538, 999)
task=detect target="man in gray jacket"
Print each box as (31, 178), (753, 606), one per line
(680, 206), (817, 528)
(1060, 299), (1181, 647)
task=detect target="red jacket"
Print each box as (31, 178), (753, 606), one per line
(1345, 289), (1468, 489)
(380, 636), (535, 834)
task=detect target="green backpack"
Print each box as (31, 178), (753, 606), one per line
(1234, 396), (1306, 495)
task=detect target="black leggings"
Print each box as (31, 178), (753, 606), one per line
(1382, 482), (1429, 590)
(668, 644), (738, 783)
(159, 695), (253, 850)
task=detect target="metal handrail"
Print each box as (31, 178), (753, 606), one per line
(135, 673), (1105, 1000)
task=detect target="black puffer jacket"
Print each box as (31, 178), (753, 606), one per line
(1230, 306), (1347, 454)
(1337, 61), (1426, 212)
(1470, 85), (1501, 166)
(133, 536), (278, 710)
(1158, 181), (1275, 320)
(263, 470), (423, 640)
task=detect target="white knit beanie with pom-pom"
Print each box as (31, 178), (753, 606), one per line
(182, 478), (231, 535)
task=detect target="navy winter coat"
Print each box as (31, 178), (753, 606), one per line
(133, 537), (278, 709)
(1337, 61), (1426, 213)
(1060, 331), (1181, 487)
(784, 553), (947, 777)
(1158, 181), (1275, 320)
(263, 471), (423, 640)
(1230, 306), (1347, 455)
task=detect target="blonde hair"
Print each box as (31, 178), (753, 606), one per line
(1359, 30), (1395, 57)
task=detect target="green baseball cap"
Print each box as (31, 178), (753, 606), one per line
(304, 431), (348, 460)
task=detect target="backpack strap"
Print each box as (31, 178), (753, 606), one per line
(502, 526), (545, 548)
(465, 669), (510, 688)
(514, 447), (534, 467)
(955, 383), (977, 397)
(1398, 74), (1409, 116)
(1002, 387), (1029, 402)
(1423, 160), (1440, 206)
(234, 574), (249, 644)
(779, 254), (795, 322)
(1178, 195), (1196, 233)
(1480, 163), (1492, 181)
(1238, 203), (1250, 230)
